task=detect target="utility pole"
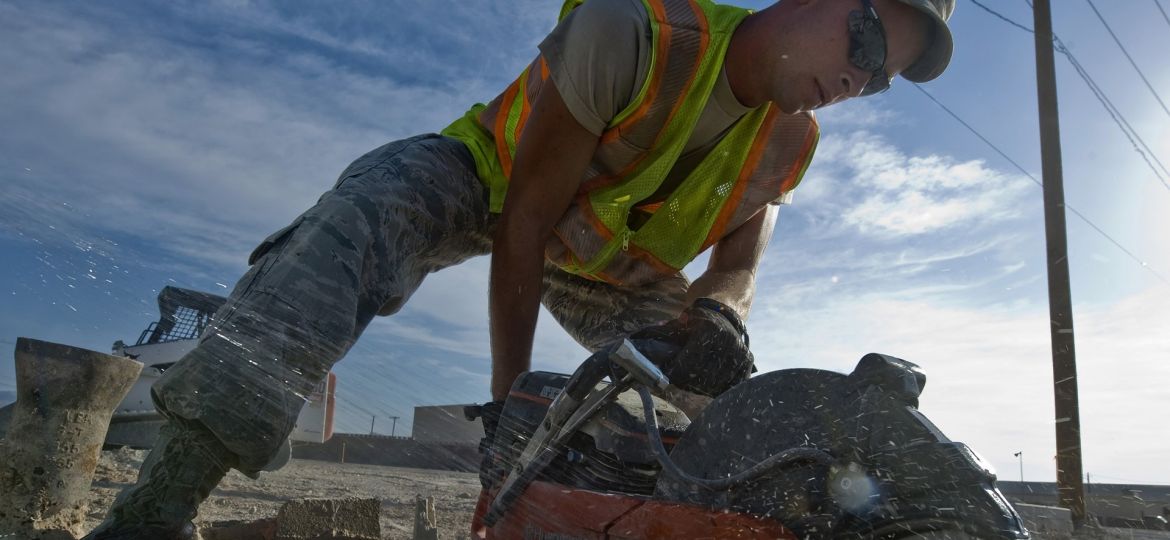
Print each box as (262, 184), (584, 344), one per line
(370, 415), (376, 435)
(1032, 0), (1086, 527)
(1014, 451), (1024, 482)
(389, 416), (400, 438)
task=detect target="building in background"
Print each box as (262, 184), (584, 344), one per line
(412, 404), (482, 445)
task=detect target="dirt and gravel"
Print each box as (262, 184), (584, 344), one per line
(86, 448), (480, 539)
(83, 448), (1170, 540)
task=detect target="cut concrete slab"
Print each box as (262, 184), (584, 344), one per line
(274, 498), (381, 540)
(200, 518), (278, 540)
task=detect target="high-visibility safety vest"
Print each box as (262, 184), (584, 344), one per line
(442, 0), (820, 287)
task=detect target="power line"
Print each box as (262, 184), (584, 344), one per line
(332, 392), (381, 420)
(969, 0), (1170, 190)
(992, 0), (1170, 187)
(970, 0), (1034, 33)
(1053, 37), (1170, 186)
(1083, 0), (1170, 119)
(912, 83), (1170, 286)
(1155, 0), (1170, 30)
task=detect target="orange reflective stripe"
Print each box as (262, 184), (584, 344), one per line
(575, 195), (633, 281)
(621, 0), (706, 144)
(586, 0), (706, 194)
(702, 106), (779, 250)
(607, 0), (671, 141)
(494, 79), (522, 178)
(579, 197), (680, 282)
(514, 112), (530, 151)
(635, 201), (664, 213)
(594, 268), (625, 286)
(504, 70), (529, 157)
(681, 0), (711, 118)
(548, 227), (583, 268)
(626, 242), (682, 276)
(494, 61), (543, 180)
(540, 56), (550, 81)
(515, 95), (531, 152)
(581, 194), (616, 242)
(780, 114), (819, 193)
(549, 195), (615, 278)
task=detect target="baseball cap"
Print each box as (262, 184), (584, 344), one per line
(894, 0), (955, 82)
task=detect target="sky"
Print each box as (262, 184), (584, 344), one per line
(1, 0), (1168, 488)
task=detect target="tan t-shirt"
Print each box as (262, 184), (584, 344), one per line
(539, 0), (789, 206)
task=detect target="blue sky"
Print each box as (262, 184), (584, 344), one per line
(1, 0), (1168, 486)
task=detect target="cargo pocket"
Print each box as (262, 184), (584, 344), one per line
(248, 216), (304, 266)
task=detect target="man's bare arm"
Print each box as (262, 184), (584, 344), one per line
(685, 204), (779, 320)
(489, 83), (600, 401)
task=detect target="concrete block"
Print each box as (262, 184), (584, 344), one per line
(1016, 503), (1074, 538)
(200, 518), (277, 540)
(275, 498), (381, 540)
(0, 338), (142, 540)
(413, 496), (438, 540)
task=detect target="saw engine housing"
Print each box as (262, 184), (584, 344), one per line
(487, 354), (1030, 539)
(492, 371), (693, 496)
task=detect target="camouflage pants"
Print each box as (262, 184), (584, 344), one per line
(153, 134), (689, 474)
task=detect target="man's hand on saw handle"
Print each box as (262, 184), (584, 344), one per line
(628, 297), (755, 398)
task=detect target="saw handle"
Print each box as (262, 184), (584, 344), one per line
(562, 350), (611, 402)
(609, 339), (671, 392)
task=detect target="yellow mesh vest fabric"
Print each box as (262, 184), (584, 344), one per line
(441, 103), (504, 206)
(633, 105), (769, 269)
(581, 0), (751, 273)
(441, 0), (808, 279)
(440, 0), (609, 214)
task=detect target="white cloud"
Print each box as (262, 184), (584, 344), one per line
(747, 276), (1170, 484)
(797, 132), (1033, 237)
(746, 131), (1169, 483)
(815, 99), (901, 130)
(0, 2), (540, 272)
(844, 143), (1029, 236)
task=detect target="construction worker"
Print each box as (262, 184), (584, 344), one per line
(86, 0), (953, 537)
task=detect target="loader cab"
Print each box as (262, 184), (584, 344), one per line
(133, 286), (225, 346)
(111, 285), (226, 370)
(106, 286), (335, 470)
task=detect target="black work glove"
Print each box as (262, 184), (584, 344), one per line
(626, 297), (754, 398)
(465, 401), (506, 490)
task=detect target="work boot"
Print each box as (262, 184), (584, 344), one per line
(83, 418), (238, 540)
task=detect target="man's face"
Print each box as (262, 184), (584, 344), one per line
(768, 0), (931, 113)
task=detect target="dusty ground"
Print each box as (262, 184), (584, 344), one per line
(86, 448), (480, 539)
(84, 448), (1170, 540)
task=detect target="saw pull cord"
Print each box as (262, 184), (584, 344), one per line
(634, 385), (836, 491)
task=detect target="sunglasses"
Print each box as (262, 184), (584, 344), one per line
(848, 0), (892, 96)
